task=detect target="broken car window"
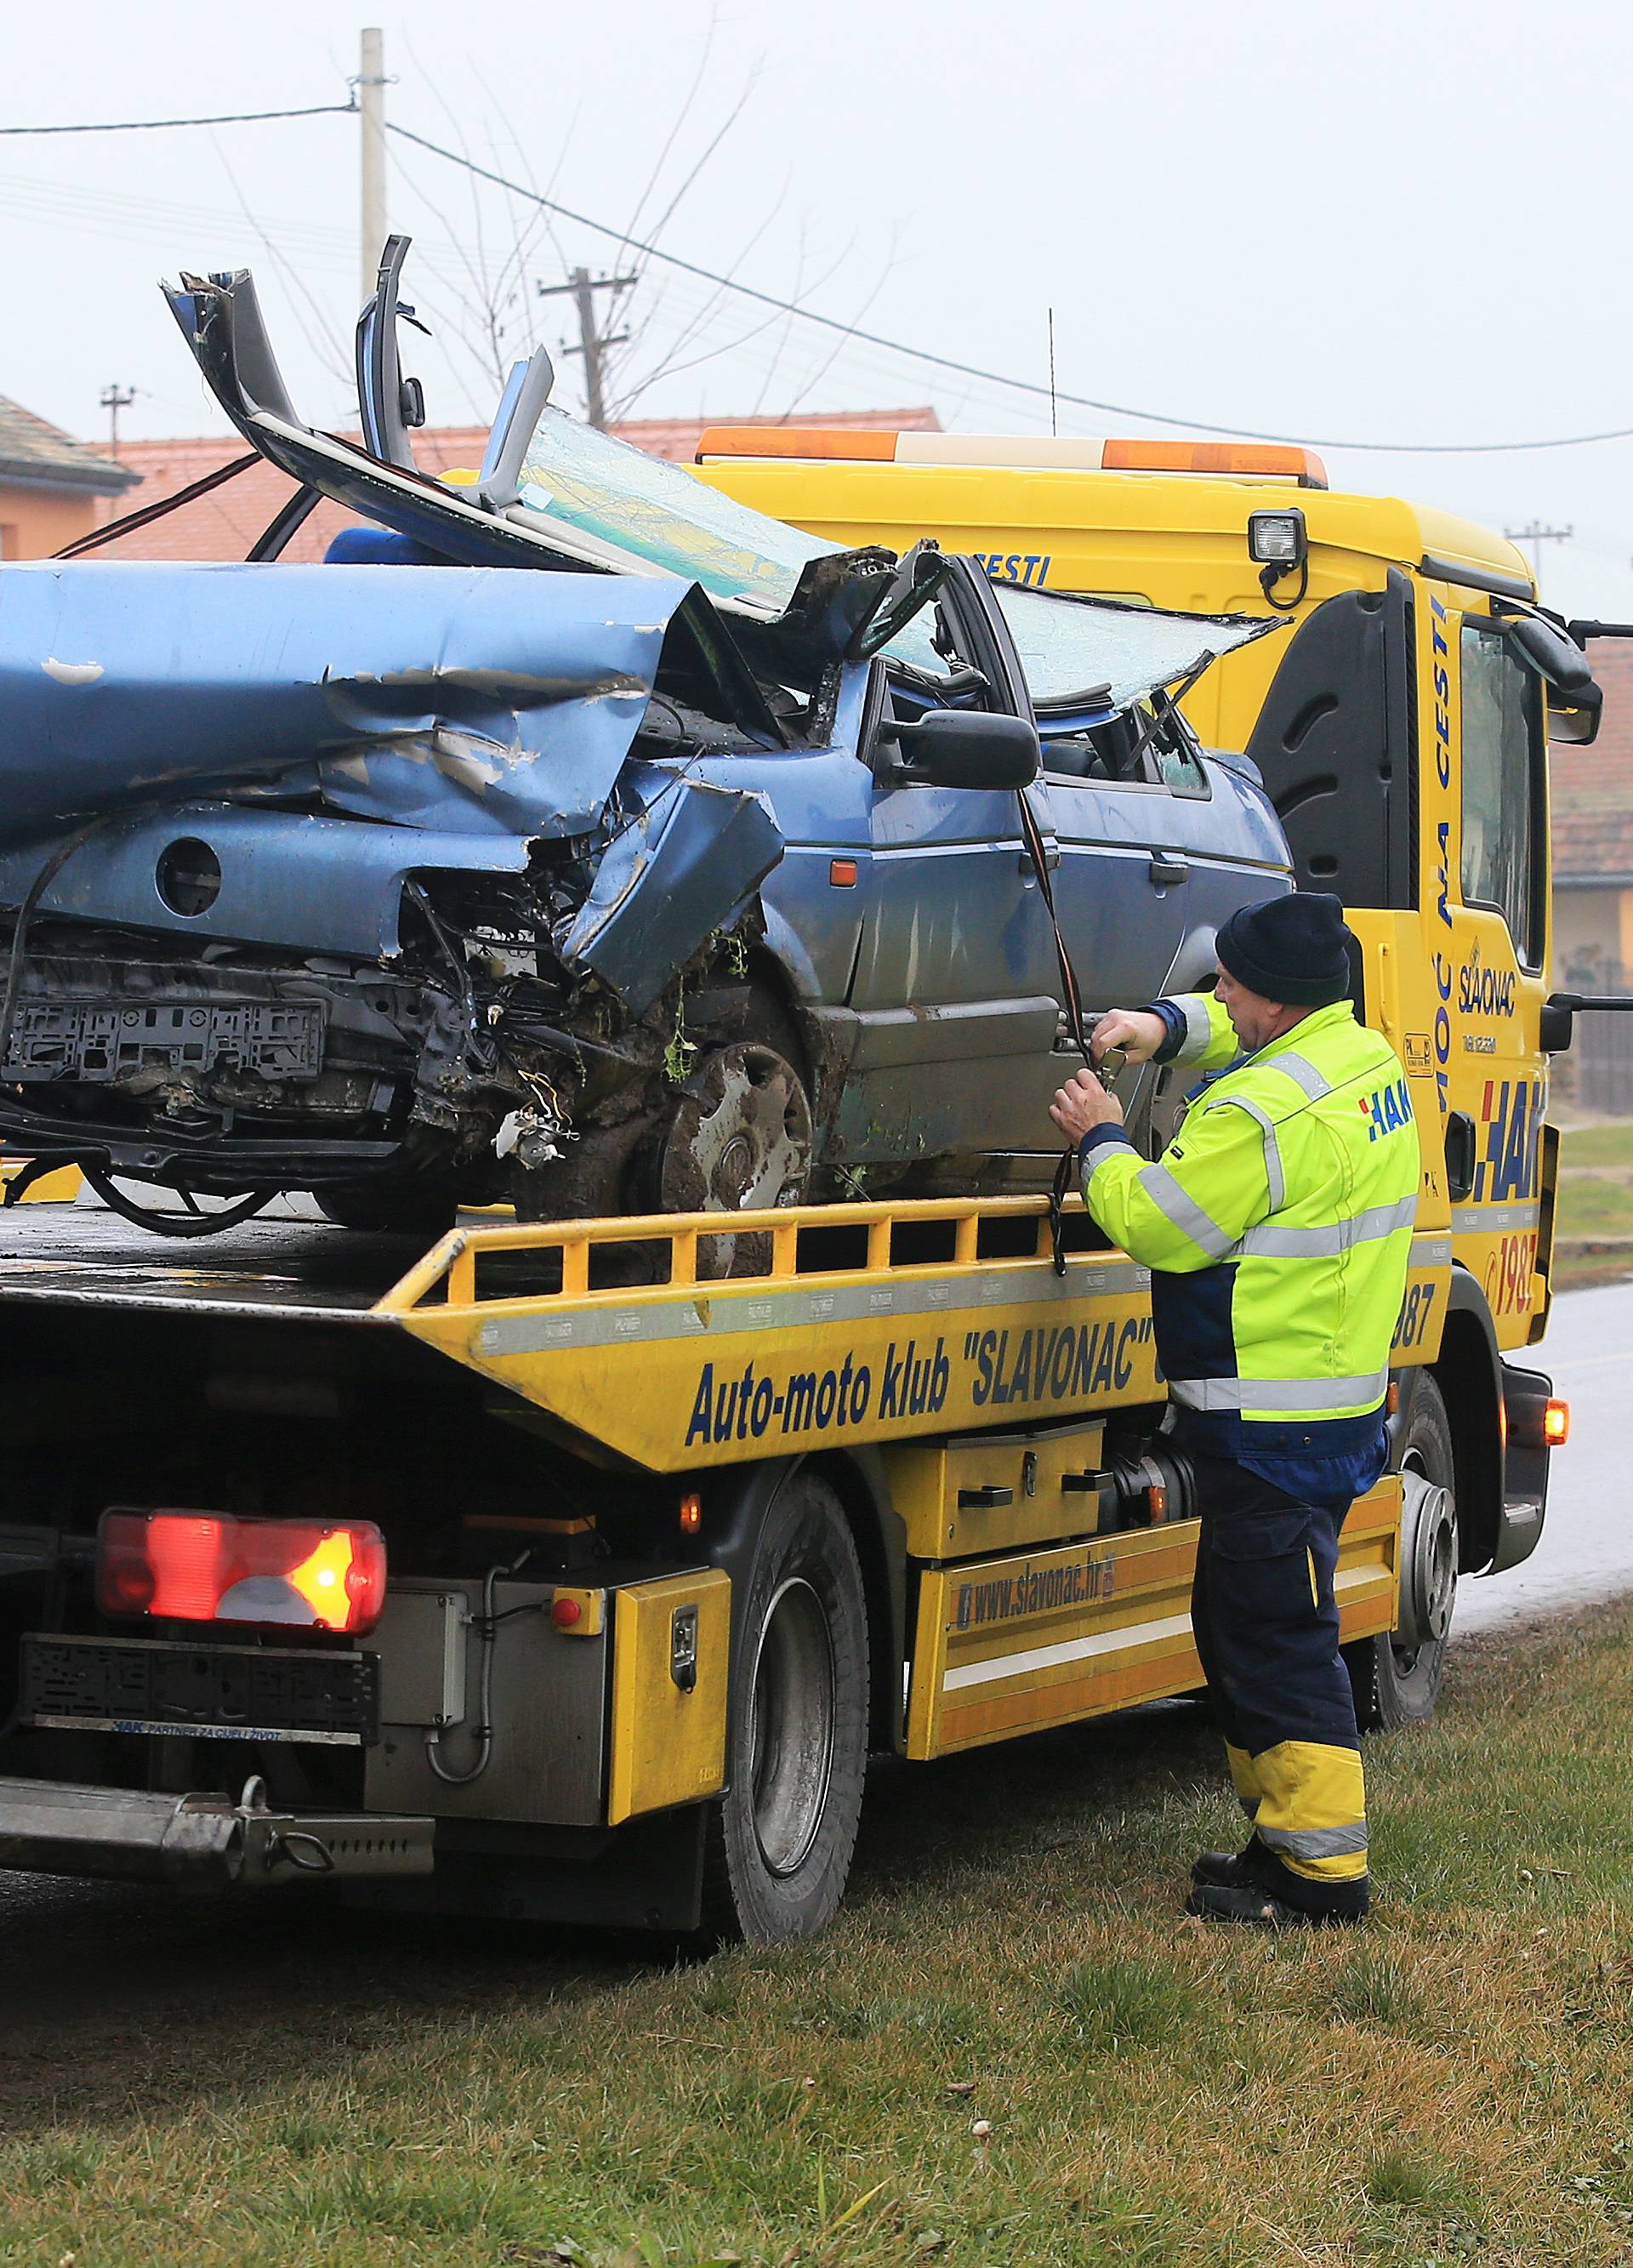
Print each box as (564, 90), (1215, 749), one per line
(993, 584), (1280, 712)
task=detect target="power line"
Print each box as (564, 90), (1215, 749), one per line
(385, 117), (1633, 459)
(0, 101), (356, 136)
(1, 90), (1628, 459)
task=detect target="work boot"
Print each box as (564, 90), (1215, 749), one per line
(1190, 1839), (1272, 1889)
(1186, 1878), (1368, 1929)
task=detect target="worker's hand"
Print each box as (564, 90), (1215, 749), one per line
(1050, 1068), (1124, 1142)
(1090, 1008), (1167, 1066)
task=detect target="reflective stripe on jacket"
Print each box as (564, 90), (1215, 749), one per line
(1079, 994), (1420, 1456)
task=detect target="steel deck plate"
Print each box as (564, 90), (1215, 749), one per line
(0, 1206), (428, 1319)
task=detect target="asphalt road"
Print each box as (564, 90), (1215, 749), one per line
(1454, 1279), (1633, 1633)
(0, 1279), (1624, 2066)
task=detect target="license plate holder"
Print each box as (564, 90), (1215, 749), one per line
(20, 1634), (378, 1746)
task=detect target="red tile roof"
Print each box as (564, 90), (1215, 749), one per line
(1553, 640), (1633, 883)
(89, 407), (942, 566)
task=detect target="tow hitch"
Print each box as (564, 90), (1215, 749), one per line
(0, 1773), (434, 1890)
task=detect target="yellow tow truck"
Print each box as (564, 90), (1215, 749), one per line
(0, 436), (1579, 1943)
(0, 1182), (1440, 1940)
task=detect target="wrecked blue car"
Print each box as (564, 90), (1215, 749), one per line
(0, 241), (1287, 1240)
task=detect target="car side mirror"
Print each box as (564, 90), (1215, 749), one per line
(883, 710), (1040, 791)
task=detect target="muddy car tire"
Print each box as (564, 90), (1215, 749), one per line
(703, 1473), (869, 1943)
(651, 990), (813, 1278)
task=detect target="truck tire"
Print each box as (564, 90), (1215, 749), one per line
(703, 1473), (869, 1942)
(1346, 1373), (1457, 1731)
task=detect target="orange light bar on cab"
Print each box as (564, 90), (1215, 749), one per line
(1101, 438), (1329, 489)
(696, 425), (899, 464)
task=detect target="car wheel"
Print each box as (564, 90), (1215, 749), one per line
(652, 991), (813, 1278)
(703, 1473), (869, 1943)
(1346, 1373), (1457, 1730)
(316, 1182), (458, 1236)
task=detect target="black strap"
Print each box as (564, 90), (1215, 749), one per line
(53, 449), (263, 559)
(1014, 787), (1096, 1273)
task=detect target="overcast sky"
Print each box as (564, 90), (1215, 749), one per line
(8, 0), (1633, 616)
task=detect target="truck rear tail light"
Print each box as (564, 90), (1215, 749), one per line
(96, 1511), (387, 1633)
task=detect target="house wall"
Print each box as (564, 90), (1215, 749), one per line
(1554, 882), (1631, 985)
(0, 483), (105, 558)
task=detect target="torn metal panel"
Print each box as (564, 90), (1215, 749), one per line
(559, 777), (785, 1013)
(0, 562), (689, 850)
(0, 804), (535, 960)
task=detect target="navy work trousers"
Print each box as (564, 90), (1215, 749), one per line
(1187, 1450), (1370, 1913)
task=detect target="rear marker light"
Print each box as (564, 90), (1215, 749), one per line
(97, 1510), (387, 1634)
(1544, 1399), (1570, 1447)
(680, 1491), (703, 1536)
(829, 858), (858, 887)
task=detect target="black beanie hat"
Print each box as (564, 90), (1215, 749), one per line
(1215, 892), (1353, 1008)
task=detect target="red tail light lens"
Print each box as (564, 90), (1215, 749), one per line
(97, 1511), (387, 1633)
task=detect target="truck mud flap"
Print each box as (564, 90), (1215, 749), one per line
(0, 1775), (434, 1890)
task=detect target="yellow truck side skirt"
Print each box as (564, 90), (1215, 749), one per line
(907, 1477), (1401, 1760)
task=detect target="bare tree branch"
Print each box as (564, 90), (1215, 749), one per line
(778, 229), (904, 420)
(207, 127), (352, 391)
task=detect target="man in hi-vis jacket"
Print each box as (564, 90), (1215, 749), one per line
(1050, 893), (1418, 1927)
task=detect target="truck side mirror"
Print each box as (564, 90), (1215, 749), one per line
(1541, 991), (1633, 1054)
(883, 710), (1040, 791)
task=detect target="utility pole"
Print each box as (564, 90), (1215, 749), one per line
(1505, 520), (1573, 581)
(358, 26), (387, 307)
(538, 267), (635, 430)
(100, 385), (136, 459)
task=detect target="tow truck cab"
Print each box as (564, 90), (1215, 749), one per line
(693, 428), (1592, 1578)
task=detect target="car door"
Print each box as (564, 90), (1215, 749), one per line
(1040, 711), (1279, 1011)
(836, 567), (1065, 1171)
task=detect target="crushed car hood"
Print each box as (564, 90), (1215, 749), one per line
(0, 559), (701, 846)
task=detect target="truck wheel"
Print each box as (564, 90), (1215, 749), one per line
(1347, 1374), (1457, 1731)
(703, 1473), (868, 1943)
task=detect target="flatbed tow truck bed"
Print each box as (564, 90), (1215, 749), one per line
(0, 1205), (430, 1318)
(0, 1193), (1445, 1935)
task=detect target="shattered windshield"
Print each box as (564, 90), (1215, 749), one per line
(994, 584), (1280, 712)
(509, 407), (1275, 704)
(515, 408), (830, 611)
(511, 413), (945, 680)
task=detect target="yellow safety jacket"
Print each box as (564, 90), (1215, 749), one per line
(1078, 995), (1419, 1460)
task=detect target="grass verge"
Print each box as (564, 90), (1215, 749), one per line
(1552, 1118), (1633, 1287)
(5, 1604), (1633, 2266)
